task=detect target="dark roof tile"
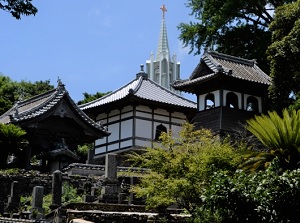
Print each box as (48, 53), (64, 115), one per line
(173, 50), (271, 89)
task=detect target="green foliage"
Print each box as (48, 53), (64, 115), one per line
(0, 123), (27, 168)
(0, 75), (54, 115)
(20, 182), (83, 215)
(246, 109), (300, 170)
(0, 168), (22, 175)
(0, 0), (38, 19)
(267, 0), (300, 110)
(76, 143), (93, 156)
(129, 123), (242, 211)
(178, 0), (290, 71)
(62, 182), (83, 203)
(197, 160), (300, 222)
(77, 91), (111, 105)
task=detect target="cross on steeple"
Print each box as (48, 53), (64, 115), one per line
(160, 4), (167, 18)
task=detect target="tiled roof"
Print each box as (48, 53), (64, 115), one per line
(0, 217), (53, 223)
(79, 74), (196, 110)
(64, 163), (148, 173)
(0, 82), (109, 136)
(173, 50), (271, 88)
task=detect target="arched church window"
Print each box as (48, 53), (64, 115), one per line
(155, 124), (167, 141)
(226, 92), (238, 108)
(246, 96), (259, 112)
(205, 93), (215, 109)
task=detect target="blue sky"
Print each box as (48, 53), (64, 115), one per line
(1, 1), (200, 102)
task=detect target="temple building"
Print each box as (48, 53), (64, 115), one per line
(146, 4), (181, 94)
(172, 49), (272, 135)
(0, 80), (110, 172)
(80, 66), (196, 161)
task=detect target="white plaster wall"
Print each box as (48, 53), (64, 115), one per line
(136, 111), (152, 119)
(154, 108), (169, 116)
(135, 119), (152, 138)
(172, 111), (185, 118)
(121, 139), (133, 148)
(244, 94), (262, 113)
(171, 116), (186, 125)
(109, 109), (120, 116)
(171, 124), (182, 138)
(95, 147), (106, 154)
(199, 90), (220, 111)
(107, 123), (119, 142)
(137, 105), (151, 112)
(122, 106), (133, 113)
(121, 119), (133, 139)
(135, 139), (152, 148)
(96, 113), (107, 121)
(154, 114), (169, 122)
(108, 115), (119, 122)
(223, 90), (242, 109)
(108, 143), (119, 151)
(95, 138), (106, 146)
(121, 111), (133, 119)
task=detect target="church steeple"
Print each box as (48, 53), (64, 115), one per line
(146, 4), (181, 94)
(156, 4), (170, 62)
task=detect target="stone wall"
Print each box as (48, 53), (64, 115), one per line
(0, 172), (100, 202)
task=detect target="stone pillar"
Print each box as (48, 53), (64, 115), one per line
(105, 153), (117, 181)
(99, 153), (119, 203)
(7, 181), (20, 212)
(86, 148), (94, 164)
(51, 170), (62, 209)
(31, 186), (44, 218)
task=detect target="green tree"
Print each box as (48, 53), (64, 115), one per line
(0, 123), (27, 169)
(129, 123), (242, 214)
(0, 0), (37, 19)
(178, 0), (292, 72)
(246, 109), (300, 170)
(197, 161), (300, 223)
(0, 75), (17, 115)
(267, 0), (300, 111)
(0, 75), (54, 115)
(77, 91), (111, 105)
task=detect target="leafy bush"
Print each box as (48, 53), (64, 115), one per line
(197, 159), (300, 223)
(20, 182), (83, 215)
(129, 123), (243, 212)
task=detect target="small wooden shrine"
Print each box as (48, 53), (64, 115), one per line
(0, 80), (110, 172)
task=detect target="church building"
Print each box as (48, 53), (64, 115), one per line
(146, 4), (181, 94)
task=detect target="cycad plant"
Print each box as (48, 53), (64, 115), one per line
(246, 109), (300, 170)
(0, 123), (27, 168)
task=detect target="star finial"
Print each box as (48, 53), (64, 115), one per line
(160, 4), (167, 19)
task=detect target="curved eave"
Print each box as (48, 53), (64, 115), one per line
(131, 94), (197, 114)
(1, 85), (109, 137)
(173, 72), (271, 94)
(15, 94), (110, 137)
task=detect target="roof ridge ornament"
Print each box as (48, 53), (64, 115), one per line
(136, 64), (148, 79)
(57, 76), (65, 93)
